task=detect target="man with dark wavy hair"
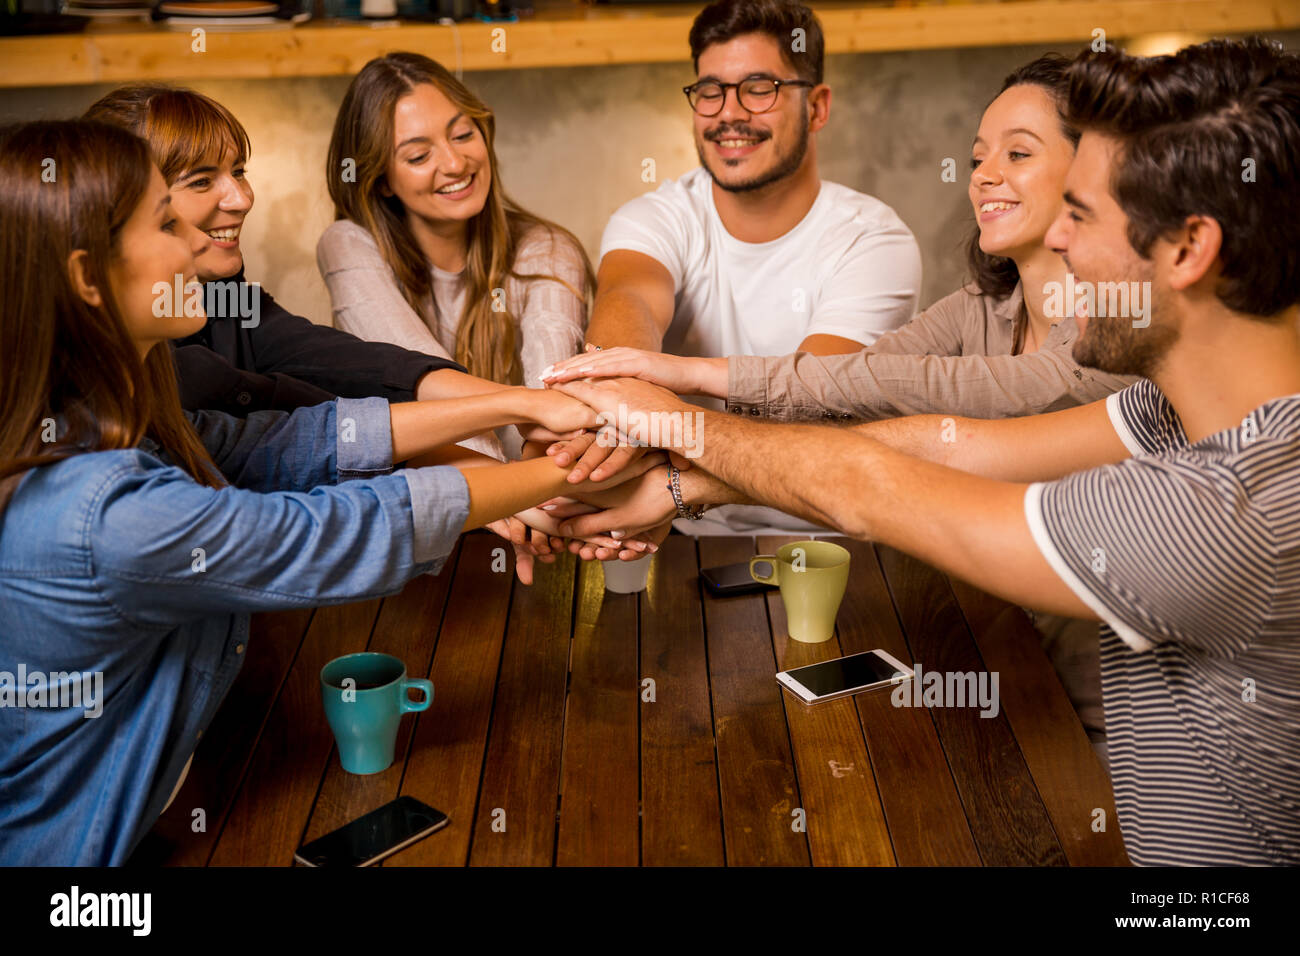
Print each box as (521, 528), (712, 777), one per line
(556, 36), (1300, 865)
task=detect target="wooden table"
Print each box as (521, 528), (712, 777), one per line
(133, 532), (1128, 866)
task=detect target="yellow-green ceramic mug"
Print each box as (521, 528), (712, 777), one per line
(749, 540), (851, 643)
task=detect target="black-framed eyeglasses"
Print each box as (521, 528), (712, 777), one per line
(682, 76), (815, 116)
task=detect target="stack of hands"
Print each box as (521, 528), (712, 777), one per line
(487, 344), (715, 583)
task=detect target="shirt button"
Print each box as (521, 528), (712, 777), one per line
(235, 644), (245, 655)
(748, 407), (760, 416)
(236, 391), (252, 406)
(729, 406), (742, 414)
(840, 413), (852, 420)
(824, 412), (835, 419)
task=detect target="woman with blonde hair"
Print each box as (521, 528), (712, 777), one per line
(318, 52), (592, 414)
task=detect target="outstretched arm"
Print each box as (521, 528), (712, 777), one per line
(553, 378), (1131, 617)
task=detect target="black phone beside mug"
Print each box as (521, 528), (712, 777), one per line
(293, 795), (448, 867)
(700, 561), (776, 596)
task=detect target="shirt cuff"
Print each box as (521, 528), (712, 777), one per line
(334, 396), (394, 479)
(1106, 390), (1145, 457)
(727, 355), (771, 415)
(1022, 483), (1155, 652)
(399, 465), (470, 568)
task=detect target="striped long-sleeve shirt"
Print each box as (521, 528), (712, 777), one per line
(1025, 379), (1300, 865)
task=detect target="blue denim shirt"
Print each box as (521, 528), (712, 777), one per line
(0, 397), (468, 865)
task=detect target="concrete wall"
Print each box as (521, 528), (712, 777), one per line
(5, 28), (1297, 327)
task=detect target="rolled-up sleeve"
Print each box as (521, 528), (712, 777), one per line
(185, 397), (393, 491)
(398, 465), (471, 564)
(90, 458), (468, 629)
(728, 344), (1136, 422)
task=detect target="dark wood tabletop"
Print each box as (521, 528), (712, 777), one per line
(134, 531), (1129, 867)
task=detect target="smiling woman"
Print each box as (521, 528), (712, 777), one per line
(317, 51), (594, 394)
(0, 118), (656, 865)
(80, 85), (481, 419)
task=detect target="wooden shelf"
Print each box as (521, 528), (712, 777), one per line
(1, 1), (1296, 88)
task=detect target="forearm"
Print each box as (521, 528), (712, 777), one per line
(458, 456), (600, 530)
(415, 368), (510, 401)
(390, 389), (531, 462)
(687, 413), (1012, 546)
(687, 414), (1022, 573)
(686, 356), (729, 398)
(851, 399), (1127, 481)
(690, 414), (877, 535)
(407, 444), (501, 470)
(586, 288), (665, 352)
(705, 414), (1092, 614)
(677, 463), (756, 509)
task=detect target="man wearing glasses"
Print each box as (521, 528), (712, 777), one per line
(576, 0), (921, 534)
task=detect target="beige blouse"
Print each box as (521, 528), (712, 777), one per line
(317, 218), (588, 390)
(727, 281), (1138, 421)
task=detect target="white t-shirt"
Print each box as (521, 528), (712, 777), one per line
(600, 166), (922, 534)
(599, 166), (922, 361)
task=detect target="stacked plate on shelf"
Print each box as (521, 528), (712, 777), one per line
(64, 0), (152, 20)
(153, 1), (307, 29)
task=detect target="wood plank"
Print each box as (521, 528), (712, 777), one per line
(297, 542), (462, 852)
(3, 2), (1295, 87)
(133, 607), (314, 866)
(0, 15), (690, 87)
(386, 533), (514, 865)
(208, 596), (384, 866)
(948, 577), (1130, 866)
(469, 551), (576, 866)
(758, 535), (894, 867)
(638, 535), (725, 866)
(833, 539), (981, 865)
(555, 557), (641, 866)
(698, 536), (809, 866)
(876, 545), (1067, 866)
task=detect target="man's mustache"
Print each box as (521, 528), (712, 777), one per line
(705, 127), (770, 142)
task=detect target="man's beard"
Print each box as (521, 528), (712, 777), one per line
(1072, 283), (1180, 377)
(698, 104), (810, 194)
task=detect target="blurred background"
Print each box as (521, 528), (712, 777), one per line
(3, 2), (1296, 325)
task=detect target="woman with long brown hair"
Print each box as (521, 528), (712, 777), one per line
(0, 119), (654, 866)
(318, 52), (592, 408)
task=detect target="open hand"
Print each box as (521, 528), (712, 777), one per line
(540, 344), (719, 396)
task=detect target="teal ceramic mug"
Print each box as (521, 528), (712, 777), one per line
(320, 652), (433, 775)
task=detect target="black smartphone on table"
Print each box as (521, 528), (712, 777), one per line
(293, 795), (448, 867)
(700, 561), (776, 596)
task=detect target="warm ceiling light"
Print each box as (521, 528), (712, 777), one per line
(1123, 33), (1213, 57)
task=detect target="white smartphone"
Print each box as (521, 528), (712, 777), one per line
(776, 649), (913, 705)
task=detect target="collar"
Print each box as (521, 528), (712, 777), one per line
(991, 281), (1025, 325)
